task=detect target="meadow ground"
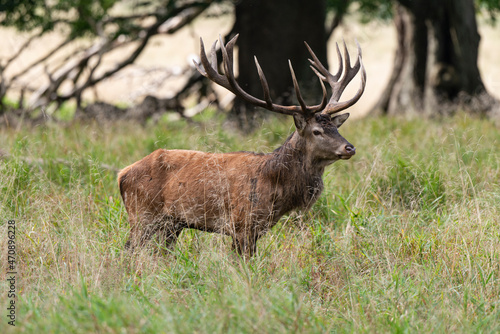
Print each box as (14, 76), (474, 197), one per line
(0, 111), (499, 333)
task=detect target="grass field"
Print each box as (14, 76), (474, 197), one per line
(0, 111), (499, 333)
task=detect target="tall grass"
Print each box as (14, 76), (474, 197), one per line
(0, 112), (499, 333)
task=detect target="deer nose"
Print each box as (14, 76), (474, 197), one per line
(344, 144), (356, 155)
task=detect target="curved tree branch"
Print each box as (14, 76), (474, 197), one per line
(2, 0), (214, 113)
(30, 0), (213, 108)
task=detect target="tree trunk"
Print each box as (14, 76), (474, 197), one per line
(373, 0), (499, 118)
(230, 0), (327, 131)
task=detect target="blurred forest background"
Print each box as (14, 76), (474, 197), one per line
(1, 0), (499, 129)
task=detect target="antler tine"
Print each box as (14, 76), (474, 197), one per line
(356, 38), (363, 59)
(325, 42), (366, 114)
(306, 42), (343, 86)
(254, 56), (273, 109)
(220, 34), (236, 74)
(333, 43), (343, 80)
(314, 74), (328, 112)
(312, 39), (366, 115)
(209, 40), (218, 70)
(195, 37), (231, 90)
(328, 40), (357, 103)
(288, 60), (308, 113)
(193, 39), (207, 76)
(304, 65), (329, 113)
(304, 42), (333, 113)
(219, 34), (276, 111)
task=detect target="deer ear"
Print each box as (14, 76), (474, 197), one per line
(293, 113), (307, 133)
(332, 113), (350, 128)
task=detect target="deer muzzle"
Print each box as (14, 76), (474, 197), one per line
(338, 144), (356, 159)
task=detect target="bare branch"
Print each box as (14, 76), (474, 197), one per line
(61, 2), (211, 101)
(4, 0), (214, 111)
(4, 29), (44, 69)
(10, 37), (73, 83)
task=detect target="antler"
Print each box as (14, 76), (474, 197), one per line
(194, 34), (327, 117)
(194, 35), (366, 117)
(306, 40), (366, 115)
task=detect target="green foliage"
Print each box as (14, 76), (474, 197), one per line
(355, 0), (393, 22)
(0, 0), (53, 32)
(0, 0), (120, 37)
(1, 113), (499, 332)
(477, 0), (500, 23)
(325, 0), (500, 24)
(0, 0), (228, 38)
(373, 157), (446, 212)
(326, 0), (393, 22)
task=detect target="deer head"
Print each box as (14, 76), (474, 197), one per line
(194, 35), (366, 165)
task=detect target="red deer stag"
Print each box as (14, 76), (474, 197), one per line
(118, 35), (366, 257)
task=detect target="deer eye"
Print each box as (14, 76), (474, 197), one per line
(313, 130), (322, 136)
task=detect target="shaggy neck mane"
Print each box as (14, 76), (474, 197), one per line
(262, 131), (325, 214)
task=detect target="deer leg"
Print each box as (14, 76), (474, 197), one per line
(231, 237), (243, 255)
(124, 213), (139, 250)
(232, 232), (258, 259)
(163, 229), (183, 249)
(125, 212), (164, 251)
(157, 218), (185, 250)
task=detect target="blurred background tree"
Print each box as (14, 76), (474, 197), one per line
(373, 0), (499, 117)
